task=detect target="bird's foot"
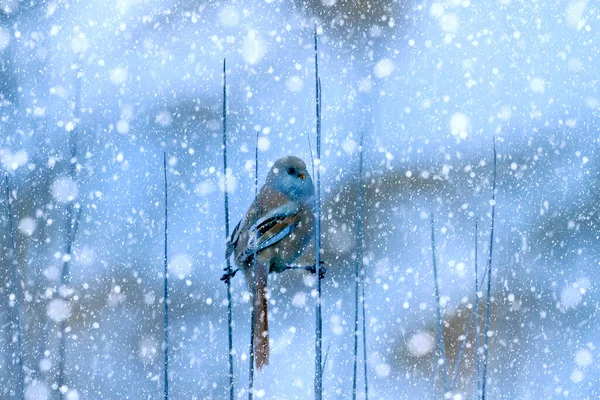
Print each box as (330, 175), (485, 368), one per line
(286, 262), (327, 279)
(220, 268), (239, 283)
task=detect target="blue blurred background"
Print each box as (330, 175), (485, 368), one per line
(1, 0), (599, 398)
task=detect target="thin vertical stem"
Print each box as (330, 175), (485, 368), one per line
(222, 58), (235, 400)
(248, 129), (259, 400)
(430, 214), (448, 394)
(313, 23), (323, 400)
(359, 131), (368, 400)
(353, 130), (368, 400)
(481, 138), (497, 400)
(5, 175), (24, 400)
(163, 152), (169, 400)
(474, 219), (481, 398)
(361, 277), (369, 400)
(352, 135), (362, 399)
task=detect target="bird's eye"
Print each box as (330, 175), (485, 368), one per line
(287, 167), (296, 175)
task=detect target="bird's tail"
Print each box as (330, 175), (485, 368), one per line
(253, 263), (269, 369)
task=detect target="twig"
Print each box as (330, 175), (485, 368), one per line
(359, 131), (369, 400)
(430, 214), (448, 394)
(353, 130), (368, 399)
(474, 218), (481, 398)
(481, 138), (497, 400)
(313, 23), (323, 400)
(163, 152), (169, 400)
(352, 160), (360, 398)
(322, 342), (332, 374)
(248, 128), (259, 400)
(221, 58), (235, 400)
(5, 175), (24, 400)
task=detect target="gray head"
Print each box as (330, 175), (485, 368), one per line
(266, 156), (315, 204)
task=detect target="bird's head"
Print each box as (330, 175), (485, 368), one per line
(267, 156), (315, 204)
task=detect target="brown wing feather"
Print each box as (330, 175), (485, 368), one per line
(233, 186), (296, 266)
(240, 213), (301, 263)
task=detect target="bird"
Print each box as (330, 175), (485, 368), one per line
(224, 156), (317, 369)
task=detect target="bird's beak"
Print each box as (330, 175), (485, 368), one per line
(298, 172), (306, 180)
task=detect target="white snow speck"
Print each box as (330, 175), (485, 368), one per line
(43, 265), (60, 281)
(375, 362), (391, 377)
(155, 111), (172, 127)
(0, 27), (10, 51)
(51, 176), (78, 203)
(18, 217), (37, 236)
(109, 67), (128, 85)
(575, 348), (593, 367)
(286, 76), (304, 93)
(219, 172), (238, 193)
(430, 2), (445, 18)
(560, 286), (581, 308)
(241, 30), (266, 65)
(560, 278), (590, 309)
(71, 34), (89, 53)
(47, 298), (72, 323)
(292, 292), (306, 308)
(169, 254), (193, 279)
(257, 136), (270, 151)
(586, 97), (599, 109)
(195, 181), (214, 196)
(450, 112), (470, 139)
(568, 58), (583, 72)
(342, 138), (357, 154)
(330, 314), (344, 335)
(1, 148), (29, 170)
(322, 0), (337, 6)
(454, 261), (466, 277)
(497, 106), (512, 121)
(144, 291), (156, 305)
(116, 119), (130, 134)
(65, 389), (80, 400)
(529, 77), (545, 93)
(76, 246), (95, 266)
(39, 358), (52, 373)
(566, 0), (587, 29)
(218, 6), (240, 27)
(440, 13), (460, 33)
(373, 59), (395, 79)
(25, 381), (50, 400)
(138, 336), (158, 361)
(570, 369), (584, 383)
(407, 330), (435, 357)
(358, 78), (373, 92)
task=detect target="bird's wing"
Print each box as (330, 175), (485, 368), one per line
(240, 204), (301, 262)
(226, 200), (296, 260)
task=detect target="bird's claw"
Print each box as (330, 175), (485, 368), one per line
(285, 262), (327, 279)
(308, 262), (327, 280)
(220, 268), (239, 283)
